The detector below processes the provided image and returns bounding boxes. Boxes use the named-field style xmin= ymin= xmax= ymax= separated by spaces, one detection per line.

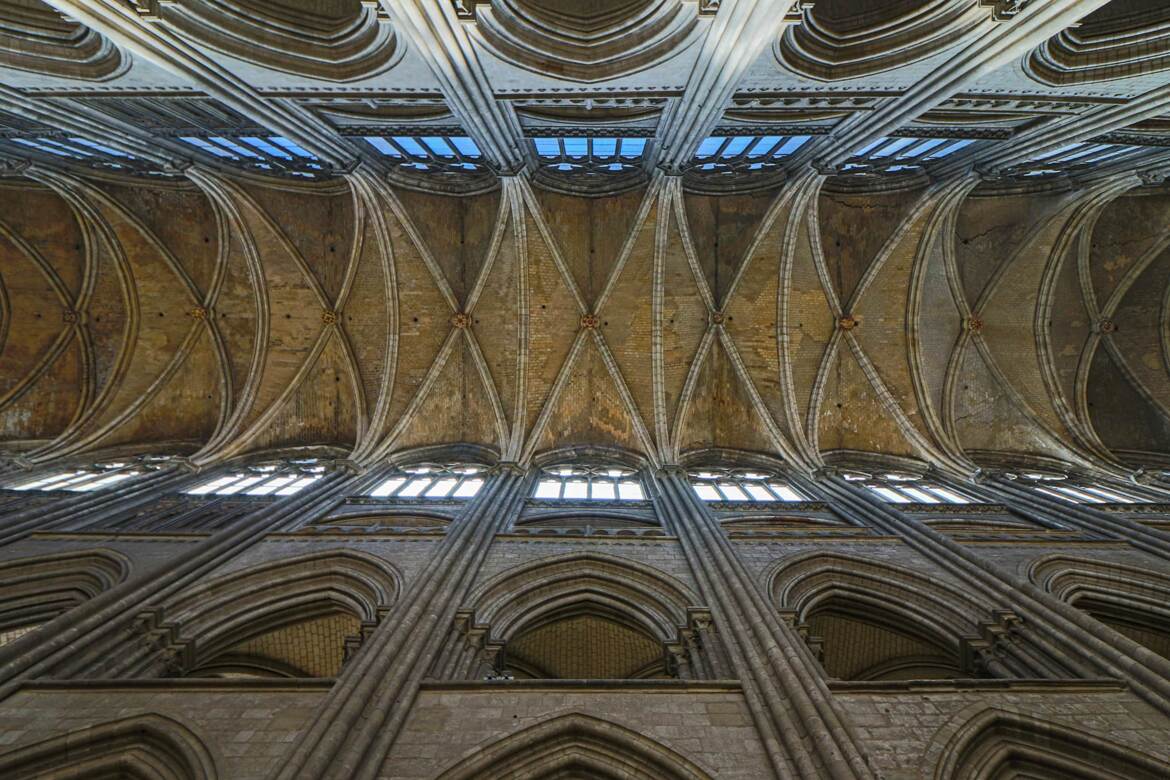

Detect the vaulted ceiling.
xmin=0 ymin=0 xmax=1168 ymax=475
xmin=1 ymin=167 xmax=1167 ymax=474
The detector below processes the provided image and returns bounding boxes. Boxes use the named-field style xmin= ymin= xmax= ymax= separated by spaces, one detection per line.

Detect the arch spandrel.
xmin=927 ymin=706 xmax=1170 ymax=780
xmin=0 ymin=713 xmax=218 ymax=780
xmin=153 ymin=548 xmax=400 ymax=678
xmin=433 ymin=712 xmax=714 ymax=780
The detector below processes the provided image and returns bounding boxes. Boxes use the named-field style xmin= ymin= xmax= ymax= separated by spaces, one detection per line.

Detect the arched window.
xmin=689 ymin=467 xmax=804 ymax=503
xmin=368 ymin=463 xmax=487 ymax=499
xmin=842 ymin=470 xmax=971 ymax=504
xmin=8 ymin=457 xmax=170 ymax=493
xmin=1011 ymin=471 xmax=1140 ymax=504
xmin=532 ymin=465 xmax=645 ymax=501
xmin=184 ymin=458 xmax=324 ymax=496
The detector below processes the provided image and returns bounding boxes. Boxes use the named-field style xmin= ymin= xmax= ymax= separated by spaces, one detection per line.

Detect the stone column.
xmin=797 ymin=472 xmax=1170 ymax=716
xmin=650 ymin=468 xmax=874 ymax=780
xmin=0 ymin=462 xmax=387 ymax=694
xmin=269 ymin=465 xmax=529 ymax=780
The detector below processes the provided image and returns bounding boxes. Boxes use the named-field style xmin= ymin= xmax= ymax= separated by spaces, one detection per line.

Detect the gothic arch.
xmin=0 ymin=713 xmax=217 ymax=779
xmin=1031 ymin=555 xmax=1170 ymax=661
xmin=471 ymin=0 xmax=701 ymax=83
xmin=435 ymin=712 xmax=712 ymax=780
xmin=0 ymin=549 xmax=129 ymax=649
xmin=0 ymin=2 xmax=126 ymax=81
xmin=459 ymin=553 xmax=704 ymax=679
xmin=207 ymin=445 xmax=351 ymax=471
xmin=777 ymin=0 xmax=987 ymax=82
xmin=386 ymin=442 xmax=501 ymax=469
xmin=469 ymin=552 xmax=697 ymax=640
xmin=768 ymin=552 xmax=986 ymax=680
xmin=158 ymin=0 xmax=401 ymax=82
xmin=1026 ymin=0 xmax=1170 ymax=86
xmin=160 ymin=549 xmax=401 ymax=678
xmin=678 ymin=448 xmax=796 ymax=471
xmin=515 ymin=512 xmax=661 ymax=530
xmin=532 ymin=444 xmax=651 ymax=471
xmin=927 ymin=706 xmax=1170 ymax=779
xmin=313 ymin=511 xmax=453 ymax=529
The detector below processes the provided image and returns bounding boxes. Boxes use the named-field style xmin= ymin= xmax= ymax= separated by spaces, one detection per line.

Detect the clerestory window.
xmin=689 ymin=467 xmax=805 ymax=503
xmin=368 ymin=463 xmax=486 ymax=500
xmin=532 ymin=465 xmax=645 ymax=501
xmin=842 ymin=470 xmax=972 ymax=504
xmin=688 ymin=134 xmax=811 ymax=177
xmin=841 ymin=136 xmax=976 ymax=175
xmin=1013 ymin=471 xmax=1140 ymax=504
xmin=9 ymin=461 xmax=148 ymax=493
xmin=185 ymin=459 xmax=324 ymax=497
xmin=532 ymin=136 xmax=647 ymax=174
xmin=363 ymin=135 xmax=484 ymax=172
xmin=178 ymin=135 xmax=325 ymax=178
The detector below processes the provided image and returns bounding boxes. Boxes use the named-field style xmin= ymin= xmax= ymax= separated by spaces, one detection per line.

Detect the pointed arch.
xmin=0 ymin=713 xmax=217 ymax=779
xmin=767 ymin=551 xmax=989 ymax=680
xmin=928 ymin=706 xmax=1170 ymax=779
xmin=0 ymin=549 xmax=129 ymax=649
xmin=468 ymin=552 xmax=698 ymax=642
xmin=435 ymin=712 xmax=713 ymax=780
xmin=461 ymin=553 xmax=704 ymax=680
xmin=769 ymin=551 xmax=986 ymax=640
xmin=1031 ymin=555 xmax=1170 ymax=661
xmin=161 ymin=549 xmax=401 ymax=678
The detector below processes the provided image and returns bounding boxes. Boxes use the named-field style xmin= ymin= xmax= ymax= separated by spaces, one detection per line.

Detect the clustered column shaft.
xmin=0 ymin=464 xmax=200 ymax=547
xmin=0 ymin=463 xmax=391 ymax=696
xmin=984 ymin=476 xmax=1170 ymax=562
xmin=270 ymin=465 xmax=529 ymax=780
xmin=652 ymin=468 xmax=874 ymax=780
xmin=799 ymin=474 xmax=1170 ymax=716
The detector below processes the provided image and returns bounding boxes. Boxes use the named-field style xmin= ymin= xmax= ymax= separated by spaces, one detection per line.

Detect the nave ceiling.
xmin=1 ymin=169 xmax=1167 ymax=475
xmin=0 ymin=0 xmax=1167 ymax=475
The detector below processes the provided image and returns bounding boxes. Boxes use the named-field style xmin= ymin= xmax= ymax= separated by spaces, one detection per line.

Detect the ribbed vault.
xmin=0 ymin=169 xmax=1168 ymax=472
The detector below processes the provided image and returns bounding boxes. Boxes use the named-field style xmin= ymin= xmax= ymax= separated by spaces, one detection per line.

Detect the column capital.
xmin=655 ymin=464 xmax=689 ymax=480
xmin=330 ymin=459 xmax=365 ymax=476
xmin=491 ymin=461 xmax=527 ymax=478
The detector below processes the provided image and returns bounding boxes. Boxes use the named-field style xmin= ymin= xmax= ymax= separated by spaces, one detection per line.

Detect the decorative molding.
xmin=778 ymin=0 xmax=989 ymax=82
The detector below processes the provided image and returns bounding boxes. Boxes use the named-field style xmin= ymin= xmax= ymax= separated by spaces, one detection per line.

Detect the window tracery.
xmin=0 ymin=135 xmax=162 ymax=177
xmin=184 ymin=459 xmax=325 ymax=497
xmin=178 ymin=134 xmax=327 ymax=178
xmin=1011 ymin=141 xmax=1149 ymax=178
xmin=1010 ymin=471 xmax=1141 ymax=504
xmin=529 ymin=135 xmax=650 ymax=193
xmin=8 ymin=458 xmax=169 ymax=493
xmin=368 ymin=463 xmax=487 ymax=500
xmin=532 ymin=465 xmax=646 ymax=502
xmin=683 ymin=134 xmax=811 ymax=187
xmin=840 ymin=135 xmax=976 ymax=174
xmin=363 ymin=134 xmax=485 ymax=173
xmin=532 ymin=136 xmax=647 ymax=173
xmin=842 ymin=470 xmax=972 ymax=504
xmin=689 ymin=468 xmax=805 ymax=503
